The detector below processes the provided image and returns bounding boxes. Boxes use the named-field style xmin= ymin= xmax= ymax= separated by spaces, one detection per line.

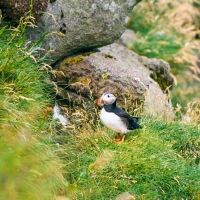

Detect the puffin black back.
xmin=129 ymin=116 xmax=142 ymax=130
xmin=104 ymin=102 xmax=142 ymax=130
xmin=103 ymin=101 xmax=117 ymax=112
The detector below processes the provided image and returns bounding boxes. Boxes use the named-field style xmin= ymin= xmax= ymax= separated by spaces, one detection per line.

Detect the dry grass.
xmin=129 ymin=0 xmax=200 ymax=109
xmin=130 ymin=0 xmax=200 ymax=77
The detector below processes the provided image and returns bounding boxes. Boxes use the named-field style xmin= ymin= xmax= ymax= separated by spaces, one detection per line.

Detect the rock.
xmin=118 ymin=30 xmax=173 ymax=91
xmin=118 ymin=28 xmax=136 ymax=49
xmin=0 ymin=0 xmax=48 ymax=20
xmin=25 ymin=0 xmax=141 ymax=64
xmin=115 ymin=192 xmax=135 ymax=200
xmin=52 ymin=43 xmax=174 ymax=117
xmin=53 ymin=104 xmax=68 ymax=127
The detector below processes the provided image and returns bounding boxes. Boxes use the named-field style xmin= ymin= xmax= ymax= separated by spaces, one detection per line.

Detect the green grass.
xmin=128 ymin=0 xmax=200 ymax=74
xmin=0 ymin=12 xmax=200 ymax=200
xmin=128 ymin=0 xmax=200 ymax=107
xmin=0 ymin=25 xmax=67 ymax=199
xmin=171 ymin=79 xmax=200 ymax=110
xmin=50 ymin=117 xmax=200 ymax=200
xmin=128 ymin=1 xmax=188 ymax=75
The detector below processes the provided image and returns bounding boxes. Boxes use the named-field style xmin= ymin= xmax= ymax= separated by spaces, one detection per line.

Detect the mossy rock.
xmin=150 ymin=74 xmax=169 ymax=91
xmin=61 ymin=55 xmax=85 ymax=67
xmin=52 ymin=43 xmax=174 ymax=118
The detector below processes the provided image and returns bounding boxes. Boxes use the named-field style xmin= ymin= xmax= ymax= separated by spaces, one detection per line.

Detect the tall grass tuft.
xmin=0 ymin=18 xmax=67 ymax=199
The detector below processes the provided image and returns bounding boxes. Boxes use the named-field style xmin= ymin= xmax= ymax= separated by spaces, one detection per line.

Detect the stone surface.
xmin=115 ymin=192 xmax=135 ymax=200
xmin=118 ymin=28 xmax=136 ymax=49
xmin=53 ymin=43 xmax=174 ymax=116
xmin=0 ymin=0 xmax=48 ymax=20
xmin=26 ymin=0 xmax=141 ymax=64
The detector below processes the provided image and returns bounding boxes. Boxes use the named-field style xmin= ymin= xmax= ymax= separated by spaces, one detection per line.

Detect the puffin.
xmin=97 ymin=92 xmax=142 ymax=142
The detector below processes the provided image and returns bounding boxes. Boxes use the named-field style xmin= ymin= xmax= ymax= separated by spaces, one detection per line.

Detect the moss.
xmin=101 ymin=73 xmax=110 ymax=79
xmin=61 ymin=52 xmax=96 ymax=66
xmin=150 ymin=74 xmax=155 ymax=79
xmin=159 ymin=67 xmax=165 ymax=75
xmin=156 ymin=77 xmax=168 ymax=91
xmin=83 ymin=52 xmax=95 ymax=56
xmin=150 ymin=73 xmax=168 ymax=91
xmin=70 ymin=76 xmax=91 ymax=86
xmin=105 ymin=54 xmax=114 ymax=59
xmin=62 ymin=55 xmax=84 ymax=66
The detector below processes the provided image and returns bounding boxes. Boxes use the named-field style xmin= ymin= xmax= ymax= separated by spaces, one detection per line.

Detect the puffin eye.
xmin=107 ymin=95 xmax=110 ymax=98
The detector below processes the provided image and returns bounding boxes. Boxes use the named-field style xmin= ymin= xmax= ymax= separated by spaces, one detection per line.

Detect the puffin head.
xmin=97 ymin=92 xmax=116 ymax=106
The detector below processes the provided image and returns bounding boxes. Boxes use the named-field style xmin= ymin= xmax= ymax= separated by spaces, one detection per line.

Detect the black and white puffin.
xmin=97 ymin=92 xmax=142 ymax=142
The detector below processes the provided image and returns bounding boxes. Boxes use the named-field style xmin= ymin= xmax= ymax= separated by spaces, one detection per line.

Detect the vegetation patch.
xmin=150 ymin=73 xmax=168 ymax=91
xmin=51 ymin=116 xmax=200 ymax=200
xmin=0 ymin=3 xmax=200 ymax=200
xmin=105 ymin=54 xmax=115 ymax=59
xmin=0 ymin=25 xmax=66 ymax=199
xmin=128 ymin=0 xmax=200 ymax=107
xmin=61 ymin=55 xmax=85 ymax=67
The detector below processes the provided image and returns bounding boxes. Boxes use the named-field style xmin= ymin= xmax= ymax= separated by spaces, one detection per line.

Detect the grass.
xmin=128 ymin=0 xmax=200 ymax=108
xmin=0 ymin=8 xmax=200 ymax=200
xmin=0 ymin=22 xmax=67 ymax=199
xmin=128 ymin=0 xmax=200 ymax=76
xmin=171 ymin=79 xmax=200 ymax=109
xmin=50 ymin=115 xmax=200 ymax=200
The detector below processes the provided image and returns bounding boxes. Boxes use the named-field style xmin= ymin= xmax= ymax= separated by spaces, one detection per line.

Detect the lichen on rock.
xmin=54 ymin=53 xmax=133 ymax=106
xmin=53 ymin=43 xmax=174 ymax=117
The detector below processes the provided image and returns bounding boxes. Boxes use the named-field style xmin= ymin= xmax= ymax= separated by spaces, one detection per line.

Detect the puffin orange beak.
xmin=97 ymin=97 xmax=104 ymax=106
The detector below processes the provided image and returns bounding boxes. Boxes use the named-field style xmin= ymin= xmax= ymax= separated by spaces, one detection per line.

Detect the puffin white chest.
xmin=100 ymin=108 xmax=128 ymax=134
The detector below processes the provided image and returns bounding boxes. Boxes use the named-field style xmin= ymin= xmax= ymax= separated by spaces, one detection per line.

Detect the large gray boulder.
xmin=26 ymin=0 xmax=141 ymax=64
xmin=53 ymin=43 xmax=174 ymax=117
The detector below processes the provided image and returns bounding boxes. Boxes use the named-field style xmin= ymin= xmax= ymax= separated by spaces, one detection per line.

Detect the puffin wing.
xmin=114 ymin=107 xmax=141 ymax=130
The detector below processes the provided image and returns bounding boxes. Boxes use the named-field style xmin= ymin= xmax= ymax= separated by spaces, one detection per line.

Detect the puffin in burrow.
xmin=97 ymin=92 xmax=142 ymax=142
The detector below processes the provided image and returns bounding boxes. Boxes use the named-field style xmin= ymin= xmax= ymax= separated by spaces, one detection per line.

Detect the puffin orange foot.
xmin=114 ymin=138 xmax=121 ymax=143
xmin=114 ymin=133 xmax=121 ymax=143
xmin=121 ymin=135 xmax=125 ymax=143
xmin=114 ymin=135 xmax=126 ymax=143
xmin=114 ymin=133 xmax=126 ymax=143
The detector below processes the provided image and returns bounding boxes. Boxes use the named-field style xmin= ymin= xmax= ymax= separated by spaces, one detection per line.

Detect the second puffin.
xmin=97 ymin=92 xmax=142 ymax=143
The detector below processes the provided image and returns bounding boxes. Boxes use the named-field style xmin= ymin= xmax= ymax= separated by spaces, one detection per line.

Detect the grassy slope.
xmin=0 ymin=26 xmax=66 ymax=199
xmin=52 ymin=116 xmax=200 ymax=200
xmin=0 ymin=15 xmax=200 ymax=200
